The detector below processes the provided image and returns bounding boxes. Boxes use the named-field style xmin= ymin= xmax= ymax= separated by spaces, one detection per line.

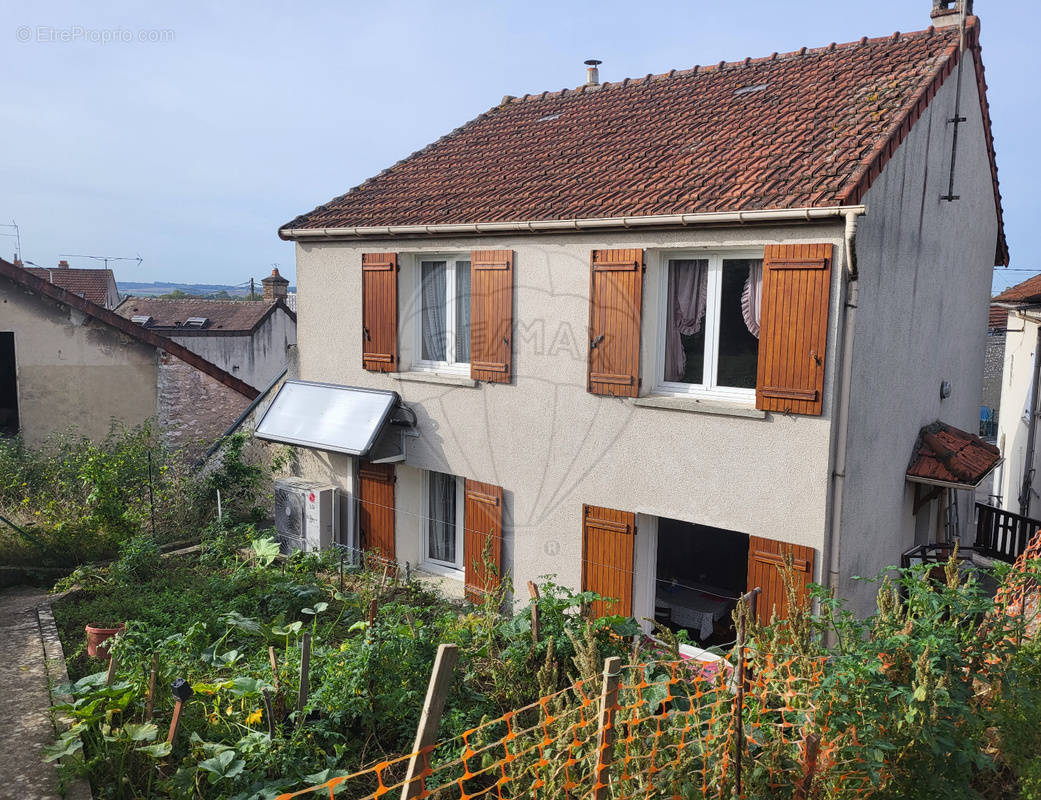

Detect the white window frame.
xmin=413 ymin=254 xmax=471 ymax=375
xmin=654 ymin=249 xmax=763 ymax=402
xmin=421 ymin=470 xmax=465 ymax=575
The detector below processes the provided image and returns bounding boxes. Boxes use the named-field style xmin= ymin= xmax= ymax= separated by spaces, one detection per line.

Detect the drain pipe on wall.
xmin=825 ymin=208 xmax=866 ymax=601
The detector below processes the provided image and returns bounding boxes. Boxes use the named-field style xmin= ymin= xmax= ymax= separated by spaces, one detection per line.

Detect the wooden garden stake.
xmin=144 ymin=654 xmax=159 ymax=721
xmin=794 ymin=734 xmax=821 ymax=800
xmin=167 ymin=679 xmax=193 ymax=745
xmin=593 ymin=656 xmax=622 ymax=800
xmin=527 ymin=581 xmax=540 ymax=647
xmin=105 ymin=656 xmax=119 ymax=686
xmin=401 ymin=644 xmax=459 ymax=800
xmin=261 ymin=689 xmax=275 ymax=737
xmin=296 ymin=632 xmax=312 ymax=716
xmin=367 ymin=598 xmax=378 ymax=626
xmin=268 ymin=646 xmax=280 ymax=691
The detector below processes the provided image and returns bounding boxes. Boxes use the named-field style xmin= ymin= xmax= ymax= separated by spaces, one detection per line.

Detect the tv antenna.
xmin=0 ymin=221 xmax=21 ymax=261
xmin=58 ymin=253 xmax=143 ymax=269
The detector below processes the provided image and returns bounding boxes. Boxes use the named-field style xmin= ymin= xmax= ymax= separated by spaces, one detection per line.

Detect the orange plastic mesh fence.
xmin=272 ymin=650 xmax=887 ymax=800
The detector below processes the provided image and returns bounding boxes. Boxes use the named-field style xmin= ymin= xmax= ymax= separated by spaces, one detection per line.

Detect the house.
xmin=0 ymin=257 xmax=258 ymax=455
xmin=115 ymin=269 xmax=297 ymax=391
xmin=992 ymin=274 xmax=1041 ymax=519
xmin=262 ymin=0 xmax=1005 ymax=626
xmin=23 ymin=259 xmax=121 ymax=309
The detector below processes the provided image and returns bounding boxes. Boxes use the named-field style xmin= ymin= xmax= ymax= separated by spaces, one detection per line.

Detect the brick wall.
xmin=156 ymin=351 xmax=252 ymax=459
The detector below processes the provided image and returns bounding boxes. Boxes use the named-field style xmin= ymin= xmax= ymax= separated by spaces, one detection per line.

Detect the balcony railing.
xmin=974 ymin=502 xmax=1041 ymax=563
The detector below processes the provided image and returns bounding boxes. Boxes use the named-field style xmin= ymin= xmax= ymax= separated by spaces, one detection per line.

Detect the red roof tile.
xmin=24 ymin=267 xmax=117 ymax=308
xmin=114 ymin=297 xmax=294 ymax=332
xmin=281 ymin=18 xmax=1005 ymax=264
xmin=989 ymin=305 xmax=1008 ymax=330
xmin=907 ymin=421 xmax=1000 ymax=487
xmin=994 ymin=274 xmax=1041 ymax=305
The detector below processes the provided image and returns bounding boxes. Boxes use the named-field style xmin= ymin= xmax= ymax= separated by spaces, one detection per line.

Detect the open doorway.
xmin=650 ymin=517 xmax=749 ymax=647
xmin=0 ymin=333 xmax=18 ymax=436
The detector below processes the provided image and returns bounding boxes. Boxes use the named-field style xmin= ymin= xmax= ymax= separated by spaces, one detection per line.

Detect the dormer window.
xmin=183 ymin=316 xmax=209 ymax=328
xmin=130 ymin=315 xmax=153 ymax=327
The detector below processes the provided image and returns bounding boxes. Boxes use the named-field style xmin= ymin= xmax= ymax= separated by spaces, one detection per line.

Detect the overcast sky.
xmin=1 ymin=1 xmax=1034 ymax=293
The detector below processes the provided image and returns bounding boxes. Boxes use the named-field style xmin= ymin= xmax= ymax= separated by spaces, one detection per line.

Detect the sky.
xmin=0 ymin=1 xmax=1036 ymax=293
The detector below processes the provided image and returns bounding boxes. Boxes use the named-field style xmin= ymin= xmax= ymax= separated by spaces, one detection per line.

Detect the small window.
xmin=658 ymin=253 xmax=762 ymax=400
xmin=183 ymin=316 xmax=209 ymax=328
xmin=417 ymin=257 xmax=471 ymax=371
xmin=424 ymin=471 xmax=464 ymax=571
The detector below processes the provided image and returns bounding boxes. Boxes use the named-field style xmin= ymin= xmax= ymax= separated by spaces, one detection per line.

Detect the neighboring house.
xmin=23 ymin=259 xmax=121 ymax=309
xmin=992 ymin=274 xmax=1041 ymax=518
xmin=115 ymin=269 xmax=297 ymax=391
xmin=0 ymin=258 xmax=258 ymax=455
xmin=263 ymin=1 xmax=1005 ymax=626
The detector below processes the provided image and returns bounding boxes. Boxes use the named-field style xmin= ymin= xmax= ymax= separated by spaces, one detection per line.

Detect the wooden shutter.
xmin=581 ymin=504 xmax=636 ymax=617
xmin=362 ymin=253 xmax=398 ymax=372
xmin=470 ymin=250 xmax=513 ymax=383
xmin=463 ymin=479 xmax=503 ymax=600
xmin=746 ymin=535 xmax=815 ymax=625
xmin=358 ymin=462 xmax=395 ymax=562
xmin=755 ymin=244 xmax=833 ymax=415
xmin=587 ymin=249 xmax=643 ymax=397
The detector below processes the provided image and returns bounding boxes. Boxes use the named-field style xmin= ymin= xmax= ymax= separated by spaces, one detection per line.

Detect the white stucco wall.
xmin=996 ymin=311 xmax=1040 ymax=516
xmin=0 ymin=277 xmax=158 ymax=445
xmin=292 ymin=222 xmax=849 ymax=605
xmin=838 ymin=49 xmax=1001 ymax=615
xmin=167 ymin=307 xmax=296 ymax=391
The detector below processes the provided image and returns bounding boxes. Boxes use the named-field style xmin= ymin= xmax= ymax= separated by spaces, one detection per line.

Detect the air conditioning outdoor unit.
xmin=274 ymin=478 xmax=339 ymax=554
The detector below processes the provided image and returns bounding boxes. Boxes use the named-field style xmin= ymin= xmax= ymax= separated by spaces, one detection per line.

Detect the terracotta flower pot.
xmin=85 ymin=623 xmax=125 ymax=660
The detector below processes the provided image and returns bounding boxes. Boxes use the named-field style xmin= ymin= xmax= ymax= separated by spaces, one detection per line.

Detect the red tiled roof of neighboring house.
xmin=281 ymin=17 xmax=1007 ymax=265
xmin=24 ymin=266 xmax=117 ymax=307
xmin=0 ymin=258 xmax=258 ymax=400
xmin=989 ymin=305 xmax=1008 ymax=330
xmin=906 ymin=421 xmax=1001 ymax=487
xmin=114 ymin=297 xmax=295 ymax=332
xmin=994 ymin=274 xmax=1041 ymax=305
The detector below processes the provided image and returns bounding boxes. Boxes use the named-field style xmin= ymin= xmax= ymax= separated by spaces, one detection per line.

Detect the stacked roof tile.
xmin=114 ymin=298 xmax=292 ymax=332
xmin=282 ymin=17 xmax=1003 ymax=265
xmin=906 ymin=421 xmax=1001 ymax=487
xmin=25 ymin=267 xmax=117 ymax=308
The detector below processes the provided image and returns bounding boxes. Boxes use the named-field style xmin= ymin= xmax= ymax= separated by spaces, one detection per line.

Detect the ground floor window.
xmin=425 ymin=471 xmax=463 ymax=571
xmin=653 ymin=518 xmax=748 ymax=647
xmin=0 ymin=332 xmax=18 ymax=435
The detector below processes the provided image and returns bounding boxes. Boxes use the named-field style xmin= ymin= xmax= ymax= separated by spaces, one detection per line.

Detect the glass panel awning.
xmin=255 ymin=381 xmax=413 ymax=459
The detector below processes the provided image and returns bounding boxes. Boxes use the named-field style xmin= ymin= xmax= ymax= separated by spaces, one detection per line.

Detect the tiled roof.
xmin=24 ymin=267 xmax=117 ymax=308
xmin=989 ymin=305 xmax=1008 ymax=330
xmin=0 ymin=258 xmax=257 ymax=400
xmin=114 ymin=297 xmax=294 ymax=332
xmin=906 ymin=421 xmax=1001 ymax=487
xmin=994 ymin=274 xmax=1041 ymax=305
xmin=282 ymin=17 xmax=1006 ymax=264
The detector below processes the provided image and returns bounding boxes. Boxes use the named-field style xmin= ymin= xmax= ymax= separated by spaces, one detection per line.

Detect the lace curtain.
xmin=421 ymin=261 xmax=447 ymax=361
xmin=427 ymin=472 xmax=456 ymax=563
xmin=665 ymin=259 xmax=708 ymax=382
xmin=741 ymin=259 xmax=764 ymax=339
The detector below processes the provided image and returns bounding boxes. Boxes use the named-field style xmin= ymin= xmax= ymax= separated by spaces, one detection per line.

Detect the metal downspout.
xmin=826 ymin=209 xmax=864 ymax=598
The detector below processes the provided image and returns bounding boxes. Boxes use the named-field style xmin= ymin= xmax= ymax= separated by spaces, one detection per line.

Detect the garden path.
xmin=0 ymin=587 xmax=75 ymax=799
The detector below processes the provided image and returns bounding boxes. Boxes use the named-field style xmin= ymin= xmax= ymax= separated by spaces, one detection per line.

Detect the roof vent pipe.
xmin=584 ymin=59 xmax=601 ymax=86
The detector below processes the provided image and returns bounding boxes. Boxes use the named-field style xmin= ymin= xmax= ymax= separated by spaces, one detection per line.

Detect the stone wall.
xmin=982 ymin=331 xmax=1005 ymax=416
xmin=156 ymin=351 xmax=252 ymax=459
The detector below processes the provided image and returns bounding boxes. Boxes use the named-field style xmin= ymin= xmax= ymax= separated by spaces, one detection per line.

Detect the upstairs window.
xmin=418 ymin=257 xmax=471 ymax=370
xmin=658 ymin=253 xmax=762 ymax=400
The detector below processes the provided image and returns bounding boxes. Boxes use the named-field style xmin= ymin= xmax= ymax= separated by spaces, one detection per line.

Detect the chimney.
xmin=57 ymin=259 xmax=70 ymax=269
xmin=584 ymin=59 xmax=601 ymax=87
xmin=931 ymin=0 xmax=973 ymax=27
xmin=261 ymin=267 xmax=289 ymax=301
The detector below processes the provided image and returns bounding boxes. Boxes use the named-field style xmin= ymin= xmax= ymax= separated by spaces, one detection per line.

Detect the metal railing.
xmin=974 ymin=502 xmax=1041 ymax=563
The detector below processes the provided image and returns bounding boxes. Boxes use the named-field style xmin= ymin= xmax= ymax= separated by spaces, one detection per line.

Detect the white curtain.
xmin=741 ymin=259 xmax=764 ymax=339
xmin=665 ymin=259 xmax=708 ymax=382
xmin=421 ymin=261 xmax=447 ymax=361
xmin=427 ymin=472 xmax=456 ymax=563
xmin=455 ymin=261 xmax=471 ymax=363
